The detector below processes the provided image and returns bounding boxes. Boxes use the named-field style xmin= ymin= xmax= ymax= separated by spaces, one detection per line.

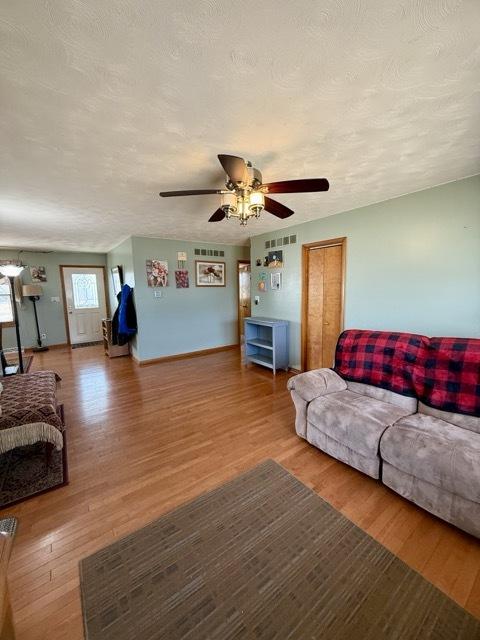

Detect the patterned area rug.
xmin=80 ymin=460 xmax=480 ymax=640
xmin=0 ymin=441 xmax=68 ymax=508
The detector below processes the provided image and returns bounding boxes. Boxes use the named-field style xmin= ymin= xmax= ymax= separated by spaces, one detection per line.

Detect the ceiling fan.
xmin=159 ymin=154 xmax=329 ymax=226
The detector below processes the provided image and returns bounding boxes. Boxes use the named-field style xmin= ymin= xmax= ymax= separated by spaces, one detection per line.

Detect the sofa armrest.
xmin=287 ymin=368 xmax=347 ymax=402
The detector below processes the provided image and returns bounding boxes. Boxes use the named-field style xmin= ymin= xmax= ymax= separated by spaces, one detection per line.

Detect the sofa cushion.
xmin=419 ymin=402 xmax=480 ymax=435
xmin=307 ymin=390 xmax=413 ymax=459
xmin=346 ymin=381 xmax=417 ymax=412
xmin=380 ymin=413 xmax=480 ymax=503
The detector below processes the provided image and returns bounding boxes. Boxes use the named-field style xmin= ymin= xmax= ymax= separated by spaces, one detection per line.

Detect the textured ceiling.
xmin=1 ymin=1 xmax=479 ymax=252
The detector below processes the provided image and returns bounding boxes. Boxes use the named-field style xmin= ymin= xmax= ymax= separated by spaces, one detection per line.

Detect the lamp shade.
xmin=0 ymin=264 xmax=24 ymax=278
xmin=22 ymin=284 xmax=43 ymax=297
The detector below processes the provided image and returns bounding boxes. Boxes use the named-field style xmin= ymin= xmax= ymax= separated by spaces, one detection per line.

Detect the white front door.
xmin=62 ymin=266 xmax=107 ymax=345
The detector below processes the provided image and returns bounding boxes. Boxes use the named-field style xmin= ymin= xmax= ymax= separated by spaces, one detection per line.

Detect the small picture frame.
xmin=270 ymin=272 xmax=282 ymax=291
xmin=30 ymin=266 xmax=47 ymax=283
xmin=195 ymin=260 xmax=226 ymax=287
xmin=111 ymin=265 xmax=123 ymax=295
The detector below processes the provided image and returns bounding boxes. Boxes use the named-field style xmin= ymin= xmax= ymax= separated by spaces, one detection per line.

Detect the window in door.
xmin=0 ymin=278 xmax=14 ymax=323
xmin=72 ymin=273 xmax=99 ymax=309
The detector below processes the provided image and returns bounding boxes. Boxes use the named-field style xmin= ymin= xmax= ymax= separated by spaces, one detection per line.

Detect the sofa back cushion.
xmin=419 ymin=402 xmax=480 ymax=435
xmin=346 ymin=381 xmax=417 ymax=412
xmin=414 ymin=337 xmax=480 ymax=417
xmin=334 ymin=330 xmax=428 ymax=398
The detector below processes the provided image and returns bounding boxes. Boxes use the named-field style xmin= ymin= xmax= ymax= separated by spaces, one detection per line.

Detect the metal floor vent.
xmin=194 ymin=249 xmax=225 ymax=257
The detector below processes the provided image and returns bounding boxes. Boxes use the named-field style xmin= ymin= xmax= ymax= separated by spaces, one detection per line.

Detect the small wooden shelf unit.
xmin=244 ymin=317 xmax=289 ymax=374
xmin=102 ymin=318 xmax=129 ymax=358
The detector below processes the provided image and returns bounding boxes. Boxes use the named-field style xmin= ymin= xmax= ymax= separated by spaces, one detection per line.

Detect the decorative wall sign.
xmin=146 ymin=259 xmax=168 ymax=287
xmin=30 ymin=266 xmax=47 ymax=282
xmin=270 ymin=272 xmax=282 ymax=291
xmin=175 ymin=269 xmax=189 ymax=288
xmin=195 ymin=261 xmax=225 ymax=287
xmin=177 ymin=251 xmax=187 ymax=262
xmin=258 ymin=272 xmax=267 ymax=292
xmin=267 ymin=251 xmax=283 ymax=268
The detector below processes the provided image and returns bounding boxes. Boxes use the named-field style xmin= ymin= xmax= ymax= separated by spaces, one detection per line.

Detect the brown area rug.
xmin=0 ymin=440 xmax=68 ymax=508
xmin=80 ymin=460 xmax=480 ymax=640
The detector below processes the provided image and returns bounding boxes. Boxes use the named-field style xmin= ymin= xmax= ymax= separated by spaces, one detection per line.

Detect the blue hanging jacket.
xmin=112 ymin=284 xmax=137 ymax=345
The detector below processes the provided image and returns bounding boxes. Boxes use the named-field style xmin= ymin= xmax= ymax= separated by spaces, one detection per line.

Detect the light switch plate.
xmin=154 ymin=290 xmax=163 ymax=298
xmin=254 ymin=296 xmax=260 ymax=305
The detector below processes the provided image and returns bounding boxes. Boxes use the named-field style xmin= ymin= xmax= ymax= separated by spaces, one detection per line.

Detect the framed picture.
xmin=267 ymin=250 xmax=283 ymax=268
xmin=30 ymin=266 xmax=47 ymax=282
xmin=270 ymin=272 xmax=282 ymax=291
xmin=111 ymin=265 xmax=123 ymax=295
xmin=146 ymin=259 xmax=168 ymax=287
xmin=258 ymin=272 xmax=268 ymax=292
xmin=175 ymin=269 xmax=189 ymax=288
xmin=195 ymin=260 xmax=226 ymax=287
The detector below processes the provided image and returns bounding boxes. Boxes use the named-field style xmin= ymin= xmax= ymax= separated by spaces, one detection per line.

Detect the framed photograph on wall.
xmin=195 ymin=261 xmax=226 ymax=287
xmin=111 ymin=265 xmax=123 ymax=295
xmin=146 ymin=259 xmax=168 ymax=287
xmin=270 ymin=272 xmax=282 ymax=291
xmin=30 ymin=266 xmax=47 ymax=282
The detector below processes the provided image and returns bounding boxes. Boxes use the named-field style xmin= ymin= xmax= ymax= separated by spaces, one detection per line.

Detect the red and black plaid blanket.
xmin=334 ymin=330 xmax=480 ymax=416
xmin=416 ymin=337 xmax=480 ymax=416
xmin=334 ymin=330 xmax=428 ymax=398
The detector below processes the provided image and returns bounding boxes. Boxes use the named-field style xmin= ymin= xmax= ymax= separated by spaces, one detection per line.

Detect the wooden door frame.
xmin=301 ymin=237 xmax=346 ymax=372
xmin=237 ymin=259 xmax=251 ymax=343
xmin=59 ymin=265 xmax=108 ymax=346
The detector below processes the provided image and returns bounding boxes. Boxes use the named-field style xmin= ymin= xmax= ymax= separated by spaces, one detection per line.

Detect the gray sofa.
xmin=288 ymin=369 xmax=480 ymax=538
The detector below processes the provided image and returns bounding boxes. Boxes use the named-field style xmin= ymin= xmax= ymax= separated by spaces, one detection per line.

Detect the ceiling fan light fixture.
xmin=221 ymin=192 xmax=237 ymax=216
xmin=248 ymin=191 xmax=265 ymax=218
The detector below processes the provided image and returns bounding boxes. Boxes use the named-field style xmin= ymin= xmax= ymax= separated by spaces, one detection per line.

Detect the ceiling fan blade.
xmin=264 ymin=196 xmax=294 ymax=219
xmin=261 ymin=178 xmax=329 ymax=194
xmin=159 ymin=189 xmax=228 ymax=197
xmin=208 ymin=208 xmax=226 ymax=222
xmin=217 ymin=154 xmax=249 ymax=185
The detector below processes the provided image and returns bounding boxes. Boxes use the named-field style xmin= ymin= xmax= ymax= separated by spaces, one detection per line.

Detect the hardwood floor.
xmin=2 ymin=345 xmax=480 ymax=638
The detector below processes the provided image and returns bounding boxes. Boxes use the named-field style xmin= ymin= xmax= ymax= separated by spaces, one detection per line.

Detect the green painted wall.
xmin=129 ymin=236 xmax=249 ymax=362
xmin=0 ymin=249 xmax=107 ymax=350
xmin=250 ymin=176 xmax=480 ymax=370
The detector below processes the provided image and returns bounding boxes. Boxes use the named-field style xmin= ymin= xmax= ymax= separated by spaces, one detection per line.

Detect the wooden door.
xmin=302 ymin=238 xmax=345 ymax=371
xmin=61 ymin=266 xmax=107 ymax=345
xmin=238 ymin=261 xmax=251 ymax=341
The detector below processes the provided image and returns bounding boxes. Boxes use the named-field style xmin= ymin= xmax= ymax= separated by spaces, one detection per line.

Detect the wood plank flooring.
xmin=2 ymin=345 xmax=479 ymax=638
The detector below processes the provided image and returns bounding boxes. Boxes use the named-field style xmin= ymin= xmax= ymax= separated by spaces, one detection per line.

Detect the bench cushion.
xmin=0 ymin=371 xmax=63 ymax=433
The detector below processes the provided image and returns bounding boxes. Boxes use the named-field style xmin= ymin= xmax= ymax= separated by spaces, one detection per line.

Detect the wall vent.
xmin=264 ymin=234 xmax=296 ymax=250
xmin=194 ymin=248 xmax=224 ymax=257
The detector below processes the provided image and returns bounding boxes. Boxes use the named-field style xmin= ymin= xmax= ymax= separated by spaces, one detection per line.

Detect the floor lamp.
xmin=22 ymin=284 xmax=48 ymax=352
xmin=0 ymin=264 xmax=25 ymax=374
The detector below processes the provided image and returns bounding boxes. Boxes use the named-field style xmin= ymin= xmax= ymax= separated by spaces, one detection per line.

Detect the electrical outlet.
xmin=254 ymin=296 xmax=260 ymax=305
xmin=41 ymin=333 xmax=47 ymax=340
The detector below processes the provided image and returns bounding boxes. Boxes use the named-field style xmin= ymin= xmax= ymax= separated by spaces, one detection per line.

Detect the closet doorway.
xmin=301 ymin=238 xmax=346 ymax=371
xmin=237 ymin=261 xmax=251 ymax=342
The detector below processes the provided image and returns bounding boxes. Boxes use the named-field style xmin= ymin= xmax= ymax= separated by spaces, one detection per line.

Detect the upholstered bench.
xmin=0 ymin=371 xmax=64 ymax=455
